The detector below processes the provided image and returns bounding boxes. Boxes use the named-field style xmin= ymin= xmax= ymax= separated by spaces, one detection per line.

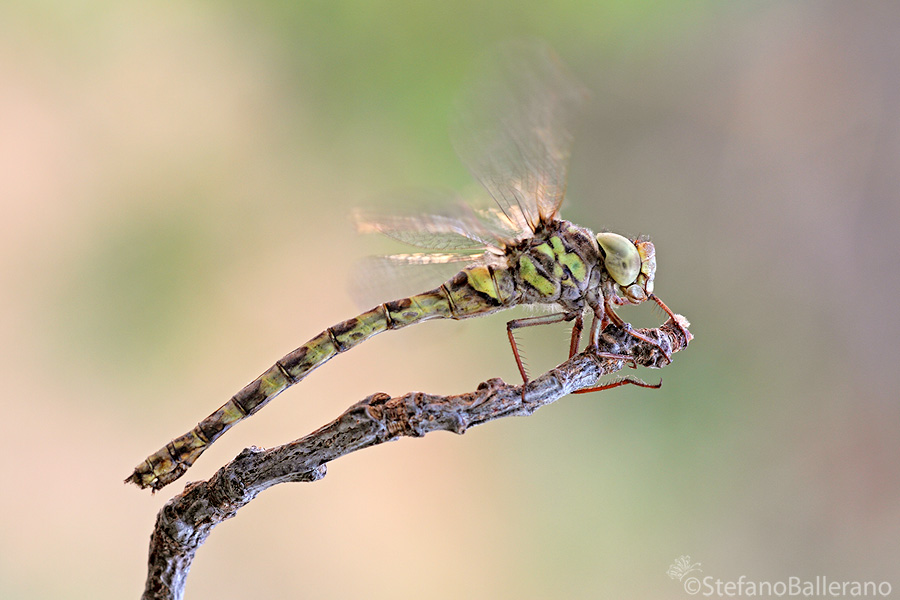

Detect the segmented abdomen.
xmin=126 ymin=264 xmax=515 ymax=490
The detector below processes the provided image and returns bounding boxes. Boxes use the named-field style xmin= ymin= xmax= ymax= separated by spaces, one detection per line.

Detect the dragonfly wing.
xmin=353 ymin=190 xmax=514 ymax=251
xmin=351 ymin=190 xmax=519 ymax=308
xmin=349 ymin=252 xmax=493 ymax=308
xmin=451 ymin=40 xmax=588 ymax=231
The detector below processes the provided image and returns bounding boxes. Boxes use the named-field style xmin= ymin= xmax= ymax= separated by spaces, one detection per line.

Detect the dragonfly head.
xmin=596 ymin=233 xmax=656 ymax=304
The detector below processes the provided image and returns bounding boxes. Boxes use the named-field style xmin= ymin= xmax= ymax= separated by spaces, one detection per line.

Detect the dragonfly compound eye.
xmin=596 ymin=232 xmax=641 ymax=286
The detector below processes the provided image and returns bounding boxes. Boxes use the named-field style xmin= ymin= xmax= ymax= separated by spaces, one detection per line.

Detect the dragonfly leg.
xmin=577 ymin=307 xmax=662 ymax=395
xmin=650 ymin=293 xmax=690 ymax=340
xmin=507 ymin=311 xmax=579 ymax=384
xmin=587 ymin=308 xmax=608 ymax=348
xmin=605 ymin=302 xmax=673 ymax=364
xmin=573 ymin=376 xmax=662 ymax=395
xmin=568 ymin=313 xmax=585 ymax=358
xmin=594 ymin=351 xmax=638 ymax=370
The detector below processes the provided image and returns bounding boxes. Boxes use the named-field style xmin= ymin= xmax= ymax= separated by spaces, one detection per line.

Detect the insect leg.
xmin=604 ymin=301 xmax=673 ymax=364
xmin=573 ymin=376 xmax=662 ymax=395
xmin=506 ymin=311 xmax=579 ymax=384
xmin=650 ymin=293 xmax=690 ymax=340
xmin=568 ymin=312 xmax=584 ymax=358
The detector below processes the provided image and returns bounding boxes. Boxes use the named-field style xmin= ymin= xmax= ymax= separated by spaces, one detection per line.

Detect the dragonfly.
xmin=127 ymin=42 xmax=683 ymax=491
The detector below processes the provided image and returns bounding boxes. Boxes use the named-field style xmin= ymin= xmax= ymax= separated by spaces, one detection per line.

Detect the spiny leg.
xmin=603 ymin=294 xmax=688 ymax=363
xmin=650 ymin=293 xmax=690 ymax=340
xmin=649 ymin=293 xmax=677 ymax=321
xmin=573 ymin=376 xmax=662 ymax=395
xmin=507 ymin=311 xmax=579 ymax=384
xmin=605 ymin=302 xmax=673 ymax=364
xmin=585 ymin=307 xmax=639 ymax=366
xmin=583 ymin=310 xmax=641 ymax=368
xmin=566 ymin=314 xmax=637 ymax=367
xmin=576 ymin=309 xmax=662 ymax=396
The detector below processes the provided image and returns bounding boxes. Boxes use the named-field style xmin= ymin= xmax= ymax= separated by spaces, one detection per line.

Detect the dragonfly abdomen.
xmin=127 ymin=265 xmax=514 ymax=490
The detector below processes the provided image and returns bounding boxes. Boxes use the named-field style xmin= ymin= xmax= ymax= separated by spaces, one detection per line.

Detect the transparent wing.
xmin=351 ymin=42 xmax=585 ymax=307
xmin=451 ymin=40 xmax=588 ymax=232
xmin=351 ymin=189 xmax=520 ymax=308
xmin=352 ymin=189 xmax=525 ymax=252
xmin=349 ymin=252 xmax=491 ymax=309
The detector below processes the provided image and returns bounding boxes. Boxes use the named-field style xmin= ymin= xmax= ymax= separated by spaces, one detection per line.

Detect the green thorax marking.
xmin=518 ymin=254 xmax=556 ymax=296
xmin=549 ymin=235 xmax=587 ymax=282
xmin=533 ymin=242 xmax=565 ymax=279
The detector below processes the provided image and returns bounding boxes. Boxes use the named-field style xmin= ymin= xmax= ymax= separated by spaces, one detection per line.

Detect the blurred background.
xmin=1 ymin=0 xmax=898 ymax=598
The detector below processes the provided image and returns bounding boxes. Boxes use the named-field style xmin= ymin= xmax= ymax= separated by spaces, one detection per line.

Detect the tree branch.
xmin=140 ymin=316 xmax=692 ymax=600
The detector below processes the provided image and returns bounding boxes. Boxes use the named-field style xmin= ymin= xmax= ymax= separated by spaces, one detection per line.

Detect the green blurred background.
xmin=1 ymin=0 xmax=898 ymax=598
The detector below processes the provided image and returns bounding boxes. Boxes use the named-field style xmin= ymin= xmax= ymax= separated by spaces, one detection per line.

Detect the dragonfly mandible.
xmin=127 ymin=42 xmax=682 ymax=491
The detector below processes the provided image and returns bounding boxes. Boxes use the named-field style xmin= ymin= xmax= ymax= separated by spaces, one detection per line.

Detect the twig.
xmin=139 ymin=316 xmax=692 ymax=600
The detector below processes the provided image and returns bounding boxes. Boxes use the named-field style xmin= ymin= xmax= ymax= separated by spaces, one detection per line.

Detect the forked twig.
xmin=140 ymin=316 xmax=691 ymax=600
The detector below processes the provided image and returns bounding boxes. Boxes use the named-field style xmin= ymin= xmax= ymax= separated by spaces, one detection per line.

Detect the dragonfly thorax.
xmin=506 ymin=219 xmax=605 ymax=311
xmin=506 ymin=221 xmax=657 ymax=317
